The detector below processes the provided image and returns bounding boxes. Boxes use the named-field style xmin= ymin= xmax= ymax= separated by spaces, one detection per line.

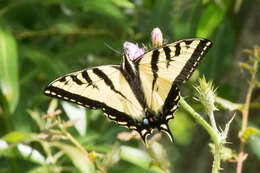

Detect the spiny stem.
xmin=180 ymin=97 xmax=223 ymax=173
xmin=212 ymin=143 xmax=222 ymax=173
xmin=208 ymin=110 xmax=218 ymax=133
xmin=180 ymin=98 xmax=218 ymax=144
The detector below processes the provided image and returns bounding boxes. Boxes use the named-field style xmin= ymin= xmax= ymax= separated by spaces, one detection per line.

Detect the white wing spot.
xmin=171 ymin=105 xmax=178 ymax=111
xmin=64 ymin=97 xmax=69 ymax=100
xmin=141 ymin=129 xmax=148 ymax=136
xmin=160 ymin=124 xmax=168 ymax=130
xmin=51 ymin=92 xmax=56 ymax=96
xmin=130 ymin=125 xmax=137 ymax=130
xmin=117 ymin=121 xmax=127 ymax=125
xmin=174 ymin=96 xmax=179 ymax=101
xmin=108 ymin=115 xmax=116 ymax=119
xmin=166 ymin=115 xmax=173 ymax=120
xmin=45 ymin=90 xmax=50 ymax=94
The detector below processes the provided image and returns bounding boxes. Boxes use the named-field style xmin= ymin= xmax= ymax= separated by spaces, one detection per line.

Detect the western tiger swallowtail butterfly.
xmin=44 ymin=38 xmax=212 ymax=144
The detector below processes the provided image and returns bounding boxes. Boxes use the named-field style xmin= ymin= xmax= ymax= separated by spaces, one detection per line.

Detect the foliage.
xmin=0 ymin=0 xmax=259 ymax=173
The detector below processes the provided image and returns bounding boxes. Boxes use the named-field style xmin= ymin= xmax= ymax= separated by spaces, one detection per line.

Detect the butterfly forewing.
xmin=44 ymin=65 xmax=144 ymax=125
xmin=136 ymin=38 xmax=212 ymax=113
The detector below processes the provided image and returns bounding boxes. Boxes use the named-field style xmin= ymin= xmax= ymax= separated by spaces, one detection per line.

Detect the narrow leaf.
xmin=249 ymin=134 xmax=260 ymax=160
xmin=53 ymin=142 xmax=96 ymax=173
xmin=2 ymin=131 xmax=28 ymax=143
xmin=0 ymin=24 xmax=19 ymax=113
xmin=111 ymin=0 xmax=134 ymax=8
xmin=242 ymin=127 xmax=260 ymax=142
xmin=120 ymin=145 xmax=152 ymax=169
xmin=196 ymin=0 xmax=232 ymax=38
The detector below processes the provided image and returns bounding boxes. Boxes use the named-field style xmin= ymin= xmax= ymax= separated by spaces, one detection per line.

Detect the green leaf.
xmin=111 ymin=0 xmax=135 ymax=8
xmin=53 ymin=142 xmax=96 ymax=173
xmin=102 ymin=142 xmax=121 ymax=170
xmin=196 ymin=0 xmax=232 ymax=38
xmin=27 ymin=166 xmax=50 ymax=173
xmin=249 ymin=134 xmax=260 ymax=160
xmin=120 ymin=146 xmax=152 ymax=170
xmin=0 ymin=23 xmax=19 ymax=114
xmin=242 ymin=127 xmax=260 ymax=142
xmin=2 ymin=131 xmax=28 ymax=143
xmin=215 ymin=96 xmax=242 ymax=112
xmin=83 ymin=0 xmax=126 ymax=22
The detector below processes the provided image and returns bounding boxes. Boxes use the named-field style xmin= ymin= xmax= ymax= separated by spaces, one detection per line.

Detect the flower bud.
xmin=151 ymin=27 xmax=163 ymax=48
xmin=194 ymin=76 xmax=217 ymax=114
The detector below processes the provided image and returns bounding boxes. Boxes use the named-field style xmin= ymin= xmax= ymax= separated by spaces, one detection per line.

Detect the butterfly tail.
xmin=159 ymin=123 xmax=174 ymax=143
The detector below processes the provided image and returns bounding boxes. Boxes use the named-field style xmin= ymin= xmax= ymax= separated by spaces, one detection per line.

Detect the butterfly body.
xmin=44 ymin=38 xmax=212 ymax=144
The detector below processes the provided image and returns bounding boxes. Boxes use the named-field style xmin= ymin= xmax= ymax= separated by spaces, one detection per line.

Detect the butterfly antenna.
xmin=104 ymin=42 xmax=121 ymax=55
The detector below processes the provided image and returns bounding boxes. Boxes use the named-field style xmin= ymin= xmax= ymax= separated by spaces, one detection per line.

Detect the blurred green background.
xmin=0 ymin=0 xmax=259 ymax=173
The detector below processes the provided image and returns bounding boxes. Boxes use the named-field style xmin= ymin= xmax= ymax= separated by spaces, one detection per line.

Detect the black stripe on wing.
xmin=174 ymin=42 xmax=181 ymax=56
xmin=44 ymin=85 xmax=137 ymax=127
xmin=151 ymin=50 xmax=159 ymax=91
xmin=121 ymin=55 xmax=147 ymax=109
xmin=163 ymin=46 xmax=171 ymax=68
xmin=82 ymin=70 xmax=98 ymax=88
xmin=174 ymin=39 xmax=212 ymax=86
xmin=162 ymin=84 xmax=180 ymax=119
xmin=70 ymin=75 xmax=84 ymax=85
xmin=92 ymin=68 xmax=127 ymax=99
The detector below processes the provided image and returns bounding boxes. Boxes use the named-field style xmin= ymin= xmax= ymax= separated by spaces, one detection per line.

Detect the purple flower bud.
xmin=123 ymin=41 xmax=145 ymax=61
xmin=151 ymin=27 xmax=163 ymax=48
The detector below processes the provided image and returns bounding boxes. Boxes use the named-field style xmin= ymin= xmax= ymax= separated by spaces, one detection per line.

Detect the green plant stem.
xmin=180 ymin=98 xmax=218 ymax=144
xmin=59 ymin=124 xmax=89 ymax=157
xmin=212 ymin=143 xmax=222 ymax=173
xmin=208 ymin=110 xmax=218 ymax=132
xmin=180 ymin=98 xmax=222 ymax=173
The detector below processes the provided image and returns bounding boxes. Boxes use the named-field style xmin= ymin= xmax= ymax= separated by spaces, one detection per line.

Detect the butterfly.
xmin=44 ymin=38 xmax=212 ymax=145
